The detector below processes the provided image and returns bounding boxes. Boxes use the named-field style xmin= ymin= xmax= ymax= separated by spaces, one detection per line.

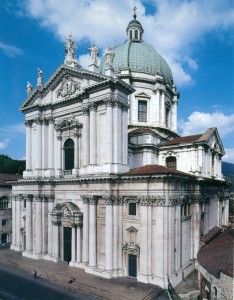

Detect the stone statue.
xmin=64 ymin=34 xmax=80 ymax=67
xmin=87 ymin=42 xmax=99 ymax=65
xmin=106 ymin=47 xmax=115 ymax=68
xmin=37 ymin=68 xmax=43 ymax=86
xmin=26 ymin=81 xmax=32 ymax=95
xmin=65 ymin=34 xmax=76 ymax=57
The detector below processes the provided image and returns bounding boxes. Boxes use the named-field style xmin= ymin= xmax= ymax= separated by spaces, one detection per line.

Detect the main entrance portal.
xmin=128 ymin=254 xmax=137 ymax=277
xmin=63 ymin=227 xmax=72 ymax=262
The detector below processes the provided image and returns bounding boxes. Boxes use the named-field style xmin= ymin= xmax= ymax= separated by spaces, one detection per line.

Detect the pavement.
xmin=0 ymin=247 xmax=169 ymax=300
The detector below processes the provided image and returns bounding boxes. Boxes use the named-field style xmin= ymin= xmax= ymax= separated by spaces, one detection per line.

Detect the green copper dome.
xmin=99 ymin=40 xmax=173 ymax=84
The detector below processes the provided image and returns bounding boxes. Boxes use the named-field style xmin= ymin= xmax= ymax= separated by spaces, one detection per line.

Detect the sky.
xmin=0 ymin=0 xmax=234 ymax=163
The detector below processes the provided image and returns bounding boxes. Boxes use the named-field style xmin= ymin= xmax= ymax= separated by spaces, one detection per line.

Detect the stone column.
xmin=47 ymin=199 xmax=54 ymax=256
xmin=35 ymin=118 xmax=42 ymax=172
xmin=71 ymin=226 xmax=76 ymax=262
xmin=52 ymin=220 xmax=61 ymax=260
xmin=122 ymin=106 xmax=128 ymax=165
xmin=73 ymin=132 xmax=80 ymax=174
xmin=82 ymin=197 xmax=89 ymax=265
xmin=161 ymin=91 xmax=165 ymax=125
xmin=56 ymin=133 xmax=62 ymax=175
xmin=35 ymin=195 xmax=42 ymax=255
xmin=25 ymin=120 xmax=33 ymax=171
xmin=48 ymin=117 xmax=55 ymax=171
xmin=76 ymin=225 xmax=81 ymax=263
xmin=139 ymin=201 xmax=148 ymax=282
xmin=25 ymin=195 xmax=33 ymax=252
xmin=171 ymin=100 xmax=178 ymax=132
xmin=42 ymin=118 xmax=48 ymax=171
xmin=118 ymin=198 xmax=123 ymax=273
xmin=89 ymin=103 xmax=97 ymax=165
xmin=155 ymin=89 xmax=160 ymax=124
xmin=11 ymin=195 xmax=16 ymax=248
xmin=89 ymin=197 xmax=97 ymax=268
xmin=192 ymin=203 xmax=200 ymax=260
xmin=105 ymin=197 xmax=113 ymax=271
xmin=82 ymin=107 xmax=90 ymax=167
xmin=15 ymin=195 xmax=21 ymax=250
xmin=105 ymin=100 xmax=113 ymax=163
xmin=113 ymin=102 xmax=122 ymax=164
xmin=113 ymin=197 xmax=119 ymax=274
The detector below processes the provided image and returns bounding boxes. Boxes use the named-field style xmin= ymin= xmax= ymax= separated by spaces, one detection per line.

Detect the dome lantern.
xmin=126 ymin=7 xmax=144 ymax=42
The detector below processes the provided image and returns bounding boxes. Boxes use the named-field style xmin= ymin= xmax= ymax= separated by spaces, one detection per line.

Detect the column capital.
xmin=24 ymin=119 xmax=33 ymax=127
xmin=82 ymin=105 xmax=89 ymax=115
xmin=33 ymin=195 xmax=44 ymax=202
xmin=81 ymin=195 xmax=90 ymax=204
xmin=89 ymin=101 xmax=97 ymax=111
xmin=48 ymin=116 xmax=55 ymax=124
xmin=52 ymin=219 xmax=61 ymax=226
xmin=89 ymin=196 xmax=98 ymax=205
xmin=34 ymin=117 xmax=43 ymax=125
xmin=23 ymin=194 xmax=33 ymax=202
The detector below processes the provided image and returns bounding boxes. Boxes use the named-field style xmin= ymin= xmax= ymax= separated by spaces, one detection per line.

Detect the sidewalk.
xmin=0 ymin=247 xmax=168 ymax=300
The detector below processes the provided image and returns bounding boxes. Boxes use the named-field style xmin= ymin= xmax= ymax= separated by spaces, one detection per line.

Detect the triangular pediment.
xmin=20 ymin=65 xmax=109 ymax=111
xmin=196 ymin=128 xmax=225 ymax=155
xmin=134 ymin=91 xmax=150 ymax=98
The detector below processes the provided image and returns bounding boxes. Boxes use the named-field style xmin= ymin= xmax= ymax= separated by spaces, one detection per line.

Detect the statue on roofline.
xmin=26 ymin=81 xmax=32 ymax=95
xmin=64 ymin=34 xmax=80 ymax=68
xmin=106 ymin=47 xmax=115 ymax=68
xmin=87 ymin=42 xmax=99 ymax=65
xmin=37 ymin=68 xmax=43 ymax=86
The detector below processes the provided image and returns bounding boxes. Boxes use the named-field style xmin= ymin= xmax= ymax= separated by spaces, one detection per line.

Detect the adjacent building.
xmin=0 ymin=173 xmax=22 ymax=245
xmin=10 ymin=13 xmax=229 ymax=289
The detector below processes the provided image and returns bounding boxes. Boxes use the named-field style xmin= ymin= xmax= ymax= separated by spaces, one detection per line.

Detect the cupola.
xmin=126 ymin=7 xmax=144 ymax=42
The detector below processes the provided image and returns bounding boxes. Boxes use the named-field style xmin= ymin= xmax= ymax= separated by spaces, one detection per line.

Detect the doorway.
xmin=63 ymin=227 xmax=72 ymax=262
xmin=128 ymin=254 xmax=137 ymax=277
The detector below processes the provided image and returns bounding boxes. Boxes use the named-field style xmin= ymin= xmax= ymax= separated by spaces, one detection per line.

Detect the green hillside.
xmin=0 ymin=155 xmax=25 ymax=175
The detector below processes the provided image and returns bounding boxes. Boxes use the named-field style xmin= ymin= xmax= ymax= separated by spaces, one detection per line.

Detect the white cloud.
xmin=0 ymin=42 xmax=23 ymax=57
xmin=0 ymin=123 xmax=25 ymax=135
xmin=0 ymin=139 xmax=10 ymax=149
xmin=178 ymin=112 xmax=234 ymax=137
xmin=223 ymin=148 xmax=234 ymax=164
xmin=21 ymin=0 xmax=234 ymax=86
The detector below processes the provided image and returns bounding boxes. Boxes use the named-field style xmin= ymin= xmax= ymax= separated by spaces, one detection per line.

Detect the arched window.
xmin=166 ymin=156 xmax=176 ymax=169
xmin=0 ymin=197 xmax=8 ymax=209
xmin=64 ymin=138 xmax=74 ymax=171
xmin=166 ymin=107 xmax=170 ymax=127
xmin=130 ymin=30 xmax=132 ymax=40
xmin=135 ymin=30 xmax=138 ymax=40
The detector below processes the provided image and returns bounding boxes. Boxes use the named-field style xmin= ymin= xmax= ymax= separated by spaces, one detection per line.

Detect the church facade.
xmin=11 ymin=14 xmax=229 ymax=288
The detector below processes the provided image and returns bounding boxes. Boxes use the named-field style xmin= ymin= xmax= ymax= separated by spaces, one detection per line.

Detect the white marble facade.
xmin=11 ymin=15 xmax=230 ymax=289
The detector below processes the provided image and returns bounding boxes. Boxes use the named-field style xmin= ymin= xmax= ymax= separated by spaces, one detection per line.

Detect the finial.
xmin=133 ymin=6 xmax=137 ymax=19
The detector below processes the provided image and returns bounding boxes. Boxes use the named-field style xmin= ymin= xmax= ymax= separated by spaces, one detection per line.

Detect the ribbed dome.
xmin=99 ymin=40 xmax=173 ymax=84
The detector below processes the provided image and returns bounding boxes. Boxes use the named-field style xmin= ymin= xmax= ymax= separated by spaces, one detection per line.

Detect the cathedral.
xmin=11 ymin=13 xmax=229 ymax=289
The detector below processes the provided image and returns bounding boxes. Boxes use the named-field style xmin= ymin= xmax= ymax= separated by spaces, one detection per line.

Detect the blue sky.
xmin=0 ymin=0 xmax=234 ymax=163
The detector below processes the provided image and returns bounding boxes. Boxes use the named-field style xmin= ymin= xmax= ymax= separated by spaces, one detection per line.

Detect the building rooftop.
xmin=123 ymin=164 xmax=193 ymax=176
xmin=0 ymin=173 xmax=22 ymax=186
xmin=162 ymin=134 xmax=203 ymax=146
xmin=197 ymin=227 xmax=233 ymax=278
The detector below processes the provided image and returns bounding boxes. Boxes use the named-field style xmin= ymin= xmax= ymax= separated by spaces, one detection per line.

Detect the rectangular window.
xmin=129 ymin=203 xmax=136 ymax=216
xmin=2 ymin=220 xmax=7 ymax=226
xmin=138 ymin=100 xmax=147 ymax=122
